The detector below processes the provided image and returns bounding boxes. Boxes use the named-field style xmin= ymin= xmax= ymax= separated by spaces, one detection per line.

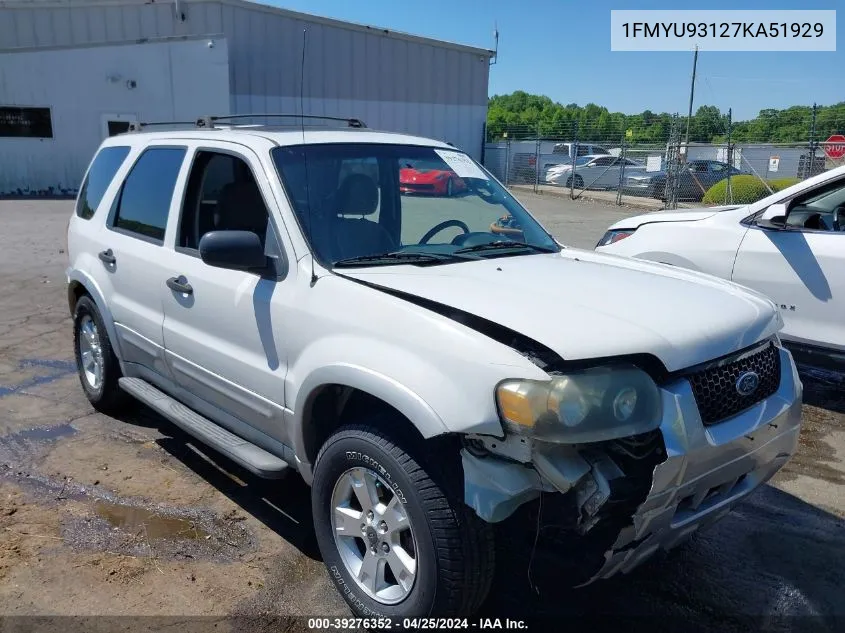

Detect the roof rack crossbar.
xmin=196 ymin=114 xmax=367 ymax=129
xmin=127 ymin=121 xmax=197 ymax=132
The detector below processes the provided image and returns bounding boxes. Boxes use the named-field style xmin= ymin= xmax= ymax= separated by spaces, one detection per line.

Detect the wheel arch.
xmin=66 ymin=269 xmax=126 ymax=370
xmin=292 ymin=364 xmax=450 ymax=482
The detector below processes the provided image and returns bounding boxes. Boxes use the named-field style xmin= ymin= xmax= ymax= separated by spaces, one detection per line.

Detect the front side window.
xmin=112 ymin=147 xmax=186 ymax=242
xmin=272 ymin=144 xmax=559 ymax=267
xmin=76 ymin=146 xmax=130 ymax=219
xmin=784 ymin=177 xmax=845 ymax=231
xmin=178 ymin=150 xmax=270 ymax=250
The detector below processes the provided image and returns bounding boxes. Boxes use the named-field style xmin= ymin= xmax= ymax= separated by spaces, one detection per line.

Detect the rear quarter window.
xmin=75 ymin=146 xmax=131 ymax=219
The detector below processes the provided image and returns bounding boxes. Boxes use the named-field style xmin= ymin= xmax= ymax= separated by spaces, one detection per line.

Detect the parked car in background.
xmin=508 ymin=142 xmax=610 ymax=184
xmin=400 ymin=157 xmax=466 ymax=196
xmin=598 ymin=163 xmax=845 ymax=367
xmin=544 ymin=155 xmax=646 ymax=189
xmin=624 ymin=159 xmax=745 ymax=201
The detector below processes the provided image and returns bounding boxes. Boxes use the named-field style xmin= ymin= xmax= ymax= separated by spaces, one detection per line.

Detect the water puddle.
xmin=94 ymin=500 xmax=210 ymax=540
xmin=8 ymin=423 xmax=77 ymax=443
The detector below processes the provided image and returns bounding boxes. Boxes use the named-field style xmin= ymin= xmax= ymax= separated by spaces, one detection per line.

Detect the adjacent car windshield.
xmin=272 ymin=143 xmax=559 ymax=267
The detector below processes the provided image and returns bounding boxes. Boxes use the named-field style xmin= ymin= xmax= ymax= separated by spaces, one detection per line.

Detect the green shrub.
xmin=769 ymin=177 xmax=801 ymax=192
xmin=702 ymin=175 xmax=772 ymax=205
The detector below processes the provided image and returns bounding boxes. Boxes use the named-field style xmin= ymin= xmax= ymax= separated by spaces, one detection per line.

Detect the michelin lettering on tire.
xmin=329 ymin=564 xmax=386 ymax=617
xmin=345 ymin=450 xmax=407 ymax=503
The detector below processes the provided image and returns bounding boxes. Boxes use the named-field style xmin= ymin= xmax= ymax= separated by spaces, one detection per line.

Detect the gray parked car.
xmin=544 ymin=155 xmax=646 ymax=189
xmin=624 ymin=159 xmax=746 ymax=201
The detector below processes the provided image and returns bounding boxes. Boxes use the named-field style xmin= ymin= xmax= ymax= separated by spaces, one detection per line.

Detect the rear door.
xmin=585 ymin=156 xmax=618 ymax=189
xmin=95 ymin=145 xmax=188 ymax=380
xmin=159 ymin=142 xmax=294 ymax=445
xmin=732 ymin=176 xmax=845 ymax=353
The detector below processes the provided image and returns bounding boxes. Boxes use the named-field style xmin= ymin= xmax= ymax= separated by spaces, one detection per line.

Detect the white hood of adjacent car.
xmin=340 ymin=249 xmax=780 ymax=373
xmin=610 ymin=205 xmax=743 ymax=230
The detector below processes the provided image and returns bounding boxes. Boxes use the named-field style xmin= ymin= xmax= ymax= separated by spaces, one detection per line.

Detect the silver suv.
xmin=66 ymin=116 xmax=803 ymax=620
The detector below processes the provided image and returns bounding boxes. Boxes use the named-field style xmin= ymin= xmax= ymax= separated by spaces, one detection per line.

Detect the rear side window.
xmin=75 ymin=146 xmax=130 ymax=219
xmin=112 ymin=147 xmax=186 ymax=242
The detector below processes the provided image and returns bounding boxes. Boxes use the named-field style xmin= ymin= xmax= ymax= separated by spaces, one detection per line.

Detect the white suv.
xmin=67 ymin=116 xmax=802 ymax=619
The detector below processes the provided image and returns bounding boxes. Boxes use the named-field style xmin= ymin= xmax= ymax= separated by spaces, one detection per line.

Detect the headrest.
xmin=337 ymin=174 xmax=379 ymax=216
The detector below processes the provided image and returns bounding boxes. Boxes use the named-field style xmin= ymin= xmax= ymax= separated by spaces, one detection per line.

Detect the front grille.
xmin=686 ymin=342 xmax=781 ymax=426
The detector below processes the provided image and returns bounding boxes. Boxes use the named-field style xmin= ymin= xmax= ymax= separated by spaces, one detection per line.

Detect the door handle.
xmin=98 ymin=249 xmax=116 ymax=265
xmin=166 ymin=275 xmax=193 ymax=295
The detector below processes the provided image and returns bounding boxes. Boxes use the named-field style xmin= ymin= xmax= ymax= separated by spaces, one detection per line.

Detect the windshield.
xmin=272 ymin=144 xmax=559 ymax=267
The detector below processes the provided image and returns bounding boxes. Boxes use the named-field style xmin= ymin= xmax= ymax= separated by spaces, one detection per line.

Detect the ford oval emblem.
xmin=736 ymin=371 xmax=760 ymax=396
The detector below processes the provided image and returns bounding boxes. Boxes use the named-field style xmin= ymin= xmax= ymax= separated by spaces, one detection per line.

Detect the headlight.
xmin=596 ymin=229 xmax=636 ymax=247
xmin=496 ymin=365 xmax=662 ymax=443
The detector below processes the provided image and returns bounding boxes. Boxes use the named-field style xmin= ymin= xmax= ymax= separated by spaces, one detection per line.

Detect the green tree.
xmin=487 ymin=91 xmax=845 ymax=145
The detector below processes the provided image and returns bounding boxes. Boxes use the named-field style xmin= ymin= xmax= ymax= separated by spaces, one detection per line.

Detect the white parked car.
xmin=597 ymin=165 xmax=845 ymax=366
xmin=67 ymin=116 xmax=801 ymax=619
xmin=544 ymin=155 xmax=646 ymax=189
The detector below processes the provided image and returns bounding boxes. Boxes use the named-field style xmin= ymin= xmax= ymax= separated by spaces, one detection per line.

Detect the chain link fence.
xmin=482 ymin=106 xmax=845 ymax=209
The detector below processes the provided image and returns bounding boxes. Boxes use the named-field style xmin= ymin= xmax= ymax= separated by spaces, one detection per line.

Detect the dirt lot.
xmin=0 ymin=196 xmax=843 ymax=630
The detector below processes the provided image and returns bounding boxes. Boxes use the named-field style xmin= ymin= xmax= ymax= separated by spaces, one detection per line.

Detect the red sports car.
xmin=399 ymin=159 xmax=466 ymax=196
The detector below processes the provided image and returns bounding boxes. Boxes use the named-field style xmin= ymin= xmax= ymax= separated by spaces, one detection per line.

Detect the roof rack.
xmin=196 ymin=114 xmax=367 ymax=129
xmin=127 ymin=121 xmax=196 ymax=132
xmin=126 ymin=114 xmax=367 ymax=133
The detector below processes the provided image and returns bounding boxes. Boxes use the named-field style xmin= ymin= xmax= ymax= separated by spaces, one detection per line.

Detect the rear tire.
xmin=73 ymin=295 xmax=131 ymax=415
xmin=312 ymin=425 xmax=494 ymax=618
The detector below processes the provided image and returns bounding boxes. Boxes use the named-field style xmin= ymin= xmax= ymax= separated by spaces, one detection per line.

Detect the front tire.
xmin=312 ymin=426 xmax=493 ymax=618
xmin=565 ymin=175 xmax=583 ymax=189
xmin=73 ymin=295 xmax=131 ymax=415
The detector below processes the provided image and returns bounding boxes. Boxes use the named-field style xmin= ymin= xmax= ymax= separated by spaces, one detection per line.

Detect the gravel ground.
xmin=0 ymin=197 xmax=842 ymax=631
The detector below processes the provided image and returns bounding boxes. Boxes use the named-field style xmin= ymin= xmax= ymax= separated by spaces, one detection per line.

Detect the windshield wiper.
xmin=333 ymin=251 xmax=466 ymax=268
xmin=454 ymin=241 xmax=559 ymax=255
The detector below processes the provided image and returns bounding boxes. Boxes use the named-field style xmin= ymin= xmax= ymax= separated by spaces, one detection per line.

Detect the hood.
xmin=609 ymin=205 xmax=743 ymax=230
xmin=339 ymin=249 xmax=780 ymax=373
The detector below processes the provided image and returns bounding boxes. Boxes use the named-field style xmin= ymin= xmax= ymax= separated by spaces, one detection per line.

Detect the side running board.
xmin=119 ymin=377 xmax=289 ymax=479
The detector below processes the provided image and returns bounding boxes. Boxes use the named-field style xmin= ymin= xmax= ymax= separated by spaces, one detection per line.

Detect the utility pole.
xmin=684 ymin=45 xmax=699 ymax=152
xmin=808 ymin=102 xmax=818 ymax=178
xmin=726 ymin=108 xmax=733 ymax=204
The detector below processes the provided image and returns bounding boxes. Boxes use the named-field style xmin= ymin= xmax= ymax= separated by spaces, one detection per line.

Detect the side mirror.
xmin=199 ymin=230 xmax=267 ymax=271
xmin=757 ymin=203 xmax=788 ymax=229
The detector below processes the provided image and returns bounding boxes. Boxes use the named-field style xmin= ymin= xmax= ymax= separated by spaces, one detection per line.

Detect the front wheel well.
xmin=302 ymin=385 xmax=440 ymax=467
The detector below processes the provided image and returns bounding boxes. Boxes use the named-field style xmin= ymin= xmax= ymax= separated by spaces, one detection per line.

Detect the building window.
xmin=0 ymin=107 xmax=54 ymax=138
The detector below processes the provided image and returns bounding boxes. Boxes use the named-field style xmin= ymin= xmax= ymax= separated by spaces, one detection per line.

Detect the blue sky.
xmin=269 ymin=0 xmax=842 ymax=122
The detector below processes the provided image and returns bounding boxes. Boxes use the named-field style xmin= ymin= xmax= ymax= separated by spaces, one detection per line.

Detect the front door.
xmin=732 ymin=175 xmax=845 ymax=353
xmin=159 ymin=144 xmax=293 ymax=445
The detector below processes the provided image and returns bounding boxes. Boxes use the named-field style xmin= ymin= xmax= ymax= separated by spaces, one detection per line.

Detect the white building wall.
xmin=0 ymin=36 xmax=230 ymax=194
xmin=1 ymin=0 xmax=492 ymax=193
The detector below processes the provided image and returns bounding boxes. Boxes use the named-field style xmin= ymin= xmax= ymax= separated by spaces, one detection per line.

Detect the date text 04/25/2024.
xmin=307 ymin=617 xmax=528 ymax=630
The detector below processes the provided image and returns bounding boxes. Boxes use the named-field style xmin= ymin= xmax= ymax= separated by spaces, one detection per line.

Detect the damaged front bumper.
xmin=462 ymin=346 xmax=803 ymax=583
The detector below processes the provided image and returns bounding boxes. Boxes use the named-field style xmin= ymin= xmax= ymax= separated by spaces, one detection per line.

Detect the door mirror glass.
xmin=199 ymin=230 xmax=267 ymax=271
xmin=758 ymin=202 xmax=788 ymax=229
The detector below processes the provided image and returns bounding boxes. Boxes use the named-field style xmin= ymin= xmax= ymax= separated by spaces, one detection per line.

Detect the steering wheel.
xmin=419 ymin=219 xmax=471 ymax=244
